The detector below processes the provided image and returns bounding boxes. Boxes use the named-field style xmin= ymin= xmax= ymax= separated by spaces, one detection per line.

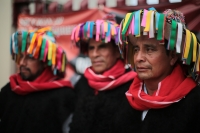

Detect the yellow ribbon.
xmin=144 ymin=11 xmax=153 ymax=32
xmin=104 ymin=21 xmax=108 ymax=33
xmin=191 ymin=32 xmax=197 ymax=62
xmin=183 ymin=29 xmax=191 ymax=58
xmin=48 ymin=41 xmax=53 ymax=60
xmin=122 ymin=13 xmax=132 ymax=32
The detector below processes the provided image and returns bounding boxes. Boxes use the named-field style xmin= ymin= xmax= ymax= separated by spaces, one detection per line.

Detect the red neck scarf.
xmin=84 ymin=60 xmax=136 ymax=91
xmin=126 ymin=65 xmax=197 ymax=111
xmin=10 ymin=67 xmax=72 ymax=95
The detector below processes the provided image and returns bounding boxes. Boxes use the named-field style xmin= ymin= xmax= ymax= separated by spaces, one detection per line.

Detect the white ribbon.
xmin=176 ymin=23 xmax=183 ymax=53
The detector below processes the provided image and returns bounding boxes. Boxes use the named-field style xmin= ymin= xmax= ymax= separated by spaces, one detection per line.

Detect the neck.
xmin=144 ymin=80 xmax=159 ymax=95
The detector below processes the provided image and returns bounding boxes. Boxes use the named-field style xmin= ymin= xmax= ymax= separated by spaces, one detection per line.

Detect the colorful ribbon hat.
xmin=119 ymin=7 xmax=200 ymax=77
xmin=70 ymin=19 xmax=123 ymax=55
xmin=10 ymin=27 xmax=67 ymax=76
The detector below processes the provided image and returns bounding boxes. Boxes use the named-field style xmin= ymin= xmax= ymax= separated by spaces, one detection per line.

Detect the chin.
xmin=137 ymin=74 xmax=151 ymax=80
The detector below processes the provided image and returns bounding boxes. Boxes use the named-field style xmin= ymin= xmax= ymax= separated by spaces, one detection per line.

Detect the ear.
xmin=115 ymin=46 xmax=121 ymax=59
xmin=169 ymin=50 xmax=178 ymax=66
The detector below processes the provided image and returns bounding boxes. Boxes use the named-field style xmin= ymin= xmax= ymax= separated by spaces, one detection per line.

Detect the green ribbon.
xmin=169 ymin=20 xmax=177 ymax=50
xmin=21 ymin=31 xmax=28 ymax=52
xmin=48 ymin=59 xmax=52 ymax=66
xmin=122 ymin=13 xmax=134 ymax=41
xmin=157 ymin=13 xmax=165 ymax=40
xmin=39 ymin=38 xmax=46 ymax=60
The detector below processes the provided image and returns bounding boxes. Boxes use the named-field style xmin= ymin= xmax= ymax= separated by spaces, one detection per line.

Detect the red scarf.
xmin=10 ymin=67 xmax=72 ymax=95
xmin=126 ymin=65 xmax=196 ymax=111
xmin=84 ymin=60 xmax=136 ymax=91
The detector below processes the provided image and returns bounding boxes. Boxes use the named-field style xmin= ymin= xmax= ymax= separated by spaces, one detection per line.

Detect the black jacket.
xmin=0 ymin=83 xmax=75 ymax=133
xmin=69 ymin=75 xmax=133 ymax=133
xmin=111 ymin=86 xmax=200 ymax=133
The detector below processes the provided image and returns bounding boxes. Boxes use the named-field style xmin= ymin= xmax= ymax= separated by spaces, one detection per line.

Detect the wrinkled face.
xmin=130 ymin=35 xmax=177 ymax=83
xmin=88 ymin=39 xmax=120 ymax=74
xmin=19 ymin=53 xmax=46 ymax=81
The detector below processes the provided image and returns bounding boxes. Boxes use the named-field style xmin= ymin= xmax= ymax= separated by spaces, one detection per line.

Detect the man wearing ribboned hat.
xmin=68 ymin=16 xmax=136 ymax=133
xmin=111 ymin=8 xmax=200 ymax=133
xmin=0 ymin=28 xmax=75 ymax=133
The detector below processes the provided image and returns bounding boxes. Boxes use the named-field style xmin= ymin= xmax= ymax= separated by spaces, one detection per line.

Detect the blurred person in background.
xmin=0 ymin=27 xmax=75 ymax=133
xmin=68 ymin=16 xmax=136 ymax=133
xmin=111 ymin=8 xmax=200 ymax=133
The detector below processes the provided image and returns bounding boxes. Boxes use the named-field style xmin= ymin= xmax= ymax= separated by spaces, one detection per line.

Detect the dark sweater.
xmin=69 ymin=75 xmax=133 ymax=133
xmin=111 ymin=86 xmax=200 ymax=133
xmin=0 ymin=83 xmax=75 ymax=133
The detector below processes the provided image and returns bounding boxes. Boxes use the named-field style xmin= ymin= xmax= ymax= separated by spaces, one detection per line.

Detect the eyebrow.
xmin=143 ymin=44 xmax=157 ymax=47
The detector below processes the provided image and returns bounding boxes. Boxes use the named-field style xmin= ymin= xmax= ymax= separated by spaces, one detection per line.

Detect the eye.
xmin=88 ymin=46 xmax=94 ymax=50
xmin=133 ymin=46 xmax=139 ymax=53
xmin=147 ymin=47 xmax=153 ymax=51
xmin=99 ymin=44 xmax=107 ymax=49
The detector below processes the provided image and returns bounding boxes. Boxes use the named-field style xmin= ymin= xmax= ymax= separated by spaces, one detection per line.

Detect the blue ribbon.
xmin=106 ymin=22 xmax=111 ymax=37
xmin=14 ymin=32 xmax=18 ymax=54
xmin=156 ymin=12 xmax=160 ymax=30
xmin=134 ymin=10 xmax=140 ymax=36
xmin=90 ymin=21 xmax=95 ymax=38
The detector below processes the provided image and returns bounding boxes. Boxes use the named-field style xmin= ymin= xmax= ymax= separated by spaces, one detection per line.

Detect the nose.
xmin=19 ymin=55 xmax=26 ymax=66
xmin=91 ymin=48 xmax=99 ymax=58
xmin=134 ymin=50 xmax=146 ymax=63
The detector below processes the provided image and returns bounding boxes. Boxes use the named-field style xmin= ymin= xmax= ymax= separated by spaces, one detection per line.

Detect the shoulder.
xmin=0 ymin=82 xmax=11 ymax=94
xmin=184 ymin=85 xmax=200 ymax=104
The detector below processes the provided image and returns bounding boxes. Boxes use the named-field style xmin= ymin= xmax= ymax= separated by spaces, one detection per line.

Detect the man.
xmin=111 ymin=8 xmax=200 ymax=132
xmin=69 ymin=19 xmax=136 ymax=133
xmin=0 ymin=28 xmax=75 ymax=133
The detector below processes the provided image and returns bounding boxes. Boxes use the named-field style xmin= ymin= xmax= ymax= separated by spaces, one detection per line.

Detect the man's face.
xmin=130 ymin=35 xmax=177 ymax=83
xmin=19 ymin=53 xmax=45 ymax=81
xmin=88 ymin=39 xmax=120 ymax=74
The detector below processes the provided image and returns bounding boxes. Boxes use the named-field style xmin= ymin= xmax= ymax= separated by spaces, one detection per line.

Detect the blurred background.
xmin=0 ymin=0 xmax=200 ymax=88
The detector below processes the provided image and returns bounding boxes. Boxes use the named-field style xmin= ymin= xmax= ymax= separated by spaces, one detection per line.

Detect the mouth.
xmin=136 ymin=67 xmax=150 ymax=72
xmin=92 ymin=61 xmax=104 ymax=65
xmin=20 ymin=67 xmax=30 ymax=73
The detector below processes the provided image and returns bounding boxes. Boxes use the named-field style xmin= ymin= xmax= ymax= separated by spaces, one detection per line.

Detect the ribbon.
xmin=186 ymin=34 xmax=193 ymax=65
xmin=141 ymin=9 xmax=148 ymax=27
xmin=22 ymin=31 xmax=28 ymax=52
xmin=90 ymin=21 xmax=95 ymax=38
xmin=134 ymin=10 xmax=141 ymax=36
xmin=56 ymin=47 xmax=62 ymax=70
xmin=43 ymin=40 xmax=49 ymax=62
xmin=84 ymin=22 xmax=89 ymax=38
xmin=144 ymin=10 xmax=153 ymax=32
xmin=149 ymin=11 xmax=155 ymax=38
xmin=28 ymin=33 xmax=37 ymax=54
xmin=157 ymin=13 xmax=165 ymax=40
xmin=176 ymin=23 xmax=183 ymax=53
xmin=155 ymin=12 xmax=160 ymax=30
xmin=169 ymin=20 xmax=177 ymax=50
xmin=40 ymin=38 xmax=46 ymax=60
xmin=34 ymin=35 xmax=43 ymax=59
xmin=183 ymin=29 xmax=192 ymax=59
xmin=48 ymin=41 xmax=53 ymax=62
xmin=52 ymin=43 xmax=56 ymax=67
xmin=96 ymin=20 xmax=102 ymax=41
xmin=191 ymin=33 xmax=197 ymax=62
xmin=122 ymin=13 xmax=133 ymax=40
xmin=14 ymin=32 xmax=18 ymax=54
xmin=61 ymin=52 xmax=66 ymax=72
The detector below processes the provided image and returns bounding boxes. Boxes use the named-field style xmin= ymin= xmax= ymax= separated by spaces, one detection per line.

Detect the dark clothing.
xmin=0 ymin=83 xmax=75 ymax=133
xmin=69 ymin=75 xmax=133 ymax=133
xmin=111 ymin=86 xmax=200 ymax=133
